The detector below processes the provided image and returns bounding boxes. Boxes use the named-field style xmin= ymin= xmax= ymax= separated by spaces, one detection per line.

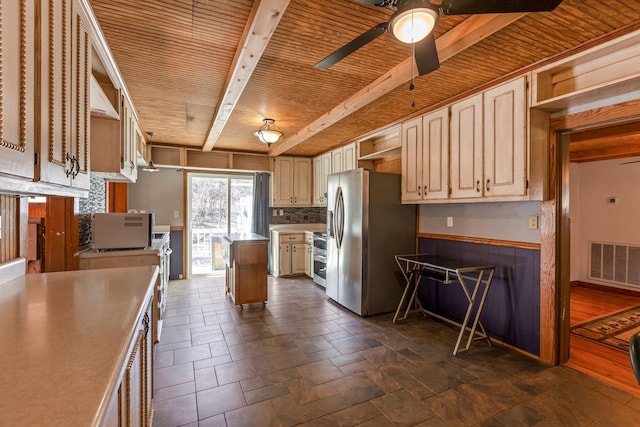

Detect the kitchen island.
xmin=0 ymin=265 xmax=158 ymax=426
xmin=222 ymin=233 xmax=269 ymax=310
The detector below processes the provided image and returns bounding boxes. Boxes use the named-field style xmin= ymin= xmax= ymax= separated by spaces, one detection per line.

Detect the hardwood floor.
xmin=566 ymin=284 xmax=640 ymax=397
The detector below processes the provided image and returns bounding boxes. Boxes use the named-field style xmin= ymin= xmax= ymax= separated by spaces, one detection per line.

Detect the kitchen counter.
xmin=0 ymin=265 xmax=158 ymax=426
xmin=224 ymin=232 xmax=269 ymax=243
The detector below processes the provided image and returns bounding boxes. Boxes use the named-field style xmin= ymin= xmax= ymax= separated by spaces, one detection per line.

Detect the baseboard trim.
xmin=571 ymin=280 xmax=640 ymax=297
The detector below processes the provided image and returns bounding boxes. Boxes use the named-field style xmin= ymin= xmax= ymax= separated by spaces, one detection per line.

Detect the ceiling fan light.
xmin=390 ymin=7 xmax=438 ymax=44
xmin=254 ymin=118 xmax=285 ymax=147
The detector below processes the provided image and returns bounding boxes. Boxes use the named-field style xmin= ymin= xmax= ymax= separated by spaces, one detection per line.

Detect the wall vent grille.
xmin=589 ymin=241 xmax=640 ymax=287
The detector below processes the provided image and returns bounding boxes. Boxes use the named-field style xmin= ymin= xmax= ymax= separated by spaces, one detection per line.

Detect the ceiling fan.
xmin=315 ymin=0 xmax=564 ymax=76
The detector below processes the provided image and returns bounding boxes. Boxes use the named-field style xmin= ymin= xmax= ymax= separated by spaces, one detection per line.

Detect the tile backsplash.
xmin=269 ymin=207 xmax=326 ymax=225
xmin=78 ymin=175 xmax=106 ymax=247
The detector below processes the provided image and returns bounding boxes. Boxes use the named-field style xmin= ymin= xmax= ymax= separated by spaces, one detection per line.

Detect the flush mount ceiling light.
xmin=253 ymin=118 xmax=285 ymax=147
xmin=143 ymin=131 xmax=159 ymax=172
xmin=389 ymin=0 xmax=439 ymax=44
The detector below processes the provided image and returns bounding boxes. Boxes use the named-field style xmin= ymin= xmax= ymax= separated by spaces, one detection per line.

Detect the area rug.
xmin=571 ymin=306 xmax=640 ymax=352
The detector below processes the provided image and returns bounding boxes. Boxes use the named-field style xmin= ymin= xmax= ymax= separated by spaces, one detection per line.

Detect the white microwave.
xmin=92 ymin=213 xmax=154 ymax=250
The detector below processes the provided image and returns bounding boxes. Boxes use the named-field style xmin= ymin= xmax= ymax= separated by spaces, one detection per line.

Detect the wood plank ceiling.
xmin=88 ymin=0 xmax=640 ymax=157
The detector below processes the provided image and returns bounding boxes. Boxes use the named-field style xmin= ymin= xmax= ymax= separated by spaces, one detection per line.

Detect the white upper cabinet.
xmin=330 ymin=142 xmax=357 ymax=174
xmin=37 ymin=0 xmax=91 ymax=191
xmin=273 ymin=157 xmax=312 ymax=206
xmin=0 ymin=0 xmax=36 ymax=181
xmin=342 ymin=143 xmax=357 ymax=171
xmin=450 ymin=94 xmax=483 ymax=199
xmin=483 ymin=76 xmax=528 ymax=198
xmin=401 ymin=107 xmax=449 ymax=203
xmin=313 ymin=152 xmax=331 ymax=206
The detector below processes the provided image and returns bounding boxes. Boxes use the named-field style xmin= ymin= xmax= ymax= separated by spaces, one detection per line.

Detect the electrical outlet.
xmin=446 ymin=217 xmax=453 ymax=227
xmin=528 ymin=215 xmax=538 ymax=230
xmin=173 ymin=210 xmax=180 ymax=218
xmin=273 ymin=210 xmax=278 ymax=216
xmin=279 ymin=209 xmax=284 ymax=216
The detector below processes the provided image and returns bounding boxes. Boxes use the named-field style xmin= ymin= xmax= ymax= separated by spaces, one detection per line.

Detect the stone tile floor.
xmin=152 ymin=274 xmax=640 ymax=426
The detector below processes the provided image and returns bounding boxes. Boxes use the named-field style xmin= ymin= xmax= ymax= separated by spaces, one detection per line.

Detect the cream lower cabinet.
xmin=451 ymin=77 xmax=528 ymax=199
xmin=272 ymin=157 xmax=312 ymax=206
xmin=304 ymin=232 xmax=313 ymax=278
xmin=401 ymin=107 xmax=449 ymax=203
xmin=272 ymin=232 xmax=307 ymax=277
xmin=102 ymin=295 xmax=154 ymax=427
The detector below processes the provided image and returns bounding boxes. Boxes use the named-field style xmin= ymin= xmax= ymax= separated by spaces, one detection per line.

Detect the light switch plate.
xmin=173 ymin=210 xmax=179 ymax=218
xmin=528 ymin=215 xmax=538 ymax=230
xmin=446 ymin=217 xmax=453 ymax=227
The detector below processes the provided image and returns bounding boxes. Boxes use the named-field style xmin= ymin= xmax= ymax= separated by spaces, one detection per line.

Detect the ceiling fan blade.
xmin=315 ymin=23 xmax=389 ymax=69
xmin=352 ymin=0 xmax=393 ymax=5
xmin=440 ymin=0 xmax=563 ymax=15
xmin=414 ymin=32 xmax=440 ymax=76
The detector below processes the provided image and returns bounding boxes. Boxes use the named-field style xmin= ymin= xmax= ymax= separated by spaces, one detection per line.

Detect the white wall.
xmin=569 ymin=156 xmax=640 ymax=284
xmin=128 ymin=167 xmax=184 ymax=227
xmin=418 ymin=201 xmax=542 ymax=244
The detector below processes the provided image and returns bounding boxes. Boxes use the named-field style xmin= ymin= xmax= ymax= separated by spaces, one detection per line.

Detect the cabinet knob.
xmin=486 ymin=179 xmax=490 ymax=192
xmin=476 ymin=180 xmax=480 ymax=193
xmin=417 ymin=185 xmax=421 ymax=196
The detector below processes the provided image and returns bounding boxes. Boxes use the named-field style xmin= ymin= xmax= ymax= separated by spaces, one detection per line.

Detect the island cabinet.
xmin=0 ymin=265 xmax=158 ymax=427
xmin=223 ymin=233 xmax=269 ymax=309
xmin=103 ymin=294 xmax=154 ymax=427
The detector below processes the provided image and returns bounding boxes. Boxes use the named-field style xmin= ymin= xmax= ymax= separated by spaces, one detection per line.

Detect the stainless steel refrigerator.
xmin=326 ymin=168 xmax=416 ymax=316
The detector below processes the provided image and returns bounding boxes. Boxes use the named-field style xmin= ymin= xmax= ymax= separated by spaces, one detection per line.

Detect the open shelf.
xmin=532 ymin=29 xmax=640 ymax=111
xmin=357 ymin=124 xmax=401 ymax=161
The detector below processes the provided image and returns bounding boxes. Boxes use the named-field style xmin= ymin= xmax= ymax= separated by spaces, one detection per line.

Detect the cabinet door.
xmin=401 ymin=116 xmax=423 ymax=203
xmin=38 ymin=0 xmax=90 ymax=190
xmin=331 ymin=148 xmax=343 ymax=174
xmin=321 ymin=153 xmax=331 ymax=202
xmin=38 ymin=0 xmax=74 ymax=187
xmin=342 ymin=143 xmax=357 ymax=171
xmin=278 ymin=243 xmax=291 ymax=276
xmin=305 ymin=244 xmax=313 ymax=278
xmin=121 ymin=97 xmax=137 ymax=181
xmin=273 ymin=157 xmax=294 ymax=206
xmin=450 ymin=94 xmax=483 ymax=199
xmin=422 ymin=108 xmax=449 ymax=200
xmin=291 ymin=243 xmax=307 ymax=275
xmin=69 ymin=0 xmax=91 ymax=190
xmin=293 ymin=158 xmax=312 ymax=205
xmin=0 ymin=0 xmax=36 ymax=180
xmin=313 ymin=156 xmax=323 ymax=205
xmin=484 ymin=76 xmax=527 ymax=197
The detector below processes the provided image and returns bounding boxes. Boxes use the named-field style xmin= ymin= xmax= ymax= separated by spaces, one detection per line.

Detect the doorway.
xmin=550 ymin=115 xmax=640 ymax=395
xmin=186 ymin=172 xmax=254 ymax=277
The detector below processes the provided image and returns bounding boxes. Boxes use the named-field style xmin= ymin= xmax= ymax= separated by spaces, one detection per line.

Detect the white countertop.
xmin=269 ymin=223 xmax=325 ymax=233
xmin=0 ymin=266 xmax=158 ymax=426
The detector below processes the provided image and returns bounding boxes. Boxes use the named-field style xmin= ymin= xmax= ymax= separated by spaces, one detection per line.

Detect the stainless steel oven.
xmin=312 ymin=232 xmax=327 ymax=287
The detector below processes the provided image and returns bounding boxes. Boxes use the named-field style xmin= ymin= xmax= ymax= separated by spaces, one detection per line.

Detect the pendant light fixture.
xmin=143 ymin=131 xmax=159 ymax=172
xmin=253 ymin=118 xmax=285 ymax=147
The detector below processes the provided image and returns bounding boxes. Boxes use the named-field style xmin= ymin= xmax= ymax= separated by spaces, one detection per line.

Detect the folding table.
xmin=393 ymin=254 xmax=495 ymax=355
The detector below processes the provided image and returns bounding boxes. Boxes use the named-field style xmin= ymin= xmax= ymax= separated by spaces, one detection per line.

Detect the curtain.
xmin=251 ymin=172 xmax=270 ymax=238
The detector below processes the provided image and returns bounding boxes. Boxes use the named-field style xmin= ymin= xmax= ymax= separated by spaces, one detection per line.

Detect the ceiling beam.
xmin=269 ymin=12 xmax=526 ymax=157
xmin=202 ymin=0 xmax=290 ymax=152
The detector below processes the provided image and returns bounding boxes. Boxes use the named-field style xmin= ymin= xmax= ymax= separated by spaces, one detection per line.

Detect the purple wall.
xmin=418 ymin=237 xmax=540 ymax=356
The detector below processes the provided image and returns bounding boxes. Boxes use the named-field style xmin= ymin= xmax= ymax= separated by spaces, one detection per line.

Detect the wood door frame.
xmin=539 ymin=99 xmax=640 ymax=364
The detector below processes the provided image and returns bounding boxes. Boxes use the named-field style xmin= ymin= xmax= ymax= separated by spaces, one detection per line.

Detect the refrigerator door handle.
xmin=327 ymin=210 xmax=334 ymax=238
xmin=335 ymin=186 xmax=344 ymax=249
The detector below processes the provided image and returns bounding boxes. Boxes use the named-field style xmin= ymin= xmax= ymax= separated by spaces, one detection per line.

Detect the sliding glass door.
xmin=187 ymin=172 xmax=254 ymax=276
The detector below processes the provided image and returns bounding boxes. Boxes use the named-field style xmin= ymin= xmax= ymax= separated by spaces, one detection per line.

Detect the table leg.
xmin=452 ymin=269 xmax=494 ymax=355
